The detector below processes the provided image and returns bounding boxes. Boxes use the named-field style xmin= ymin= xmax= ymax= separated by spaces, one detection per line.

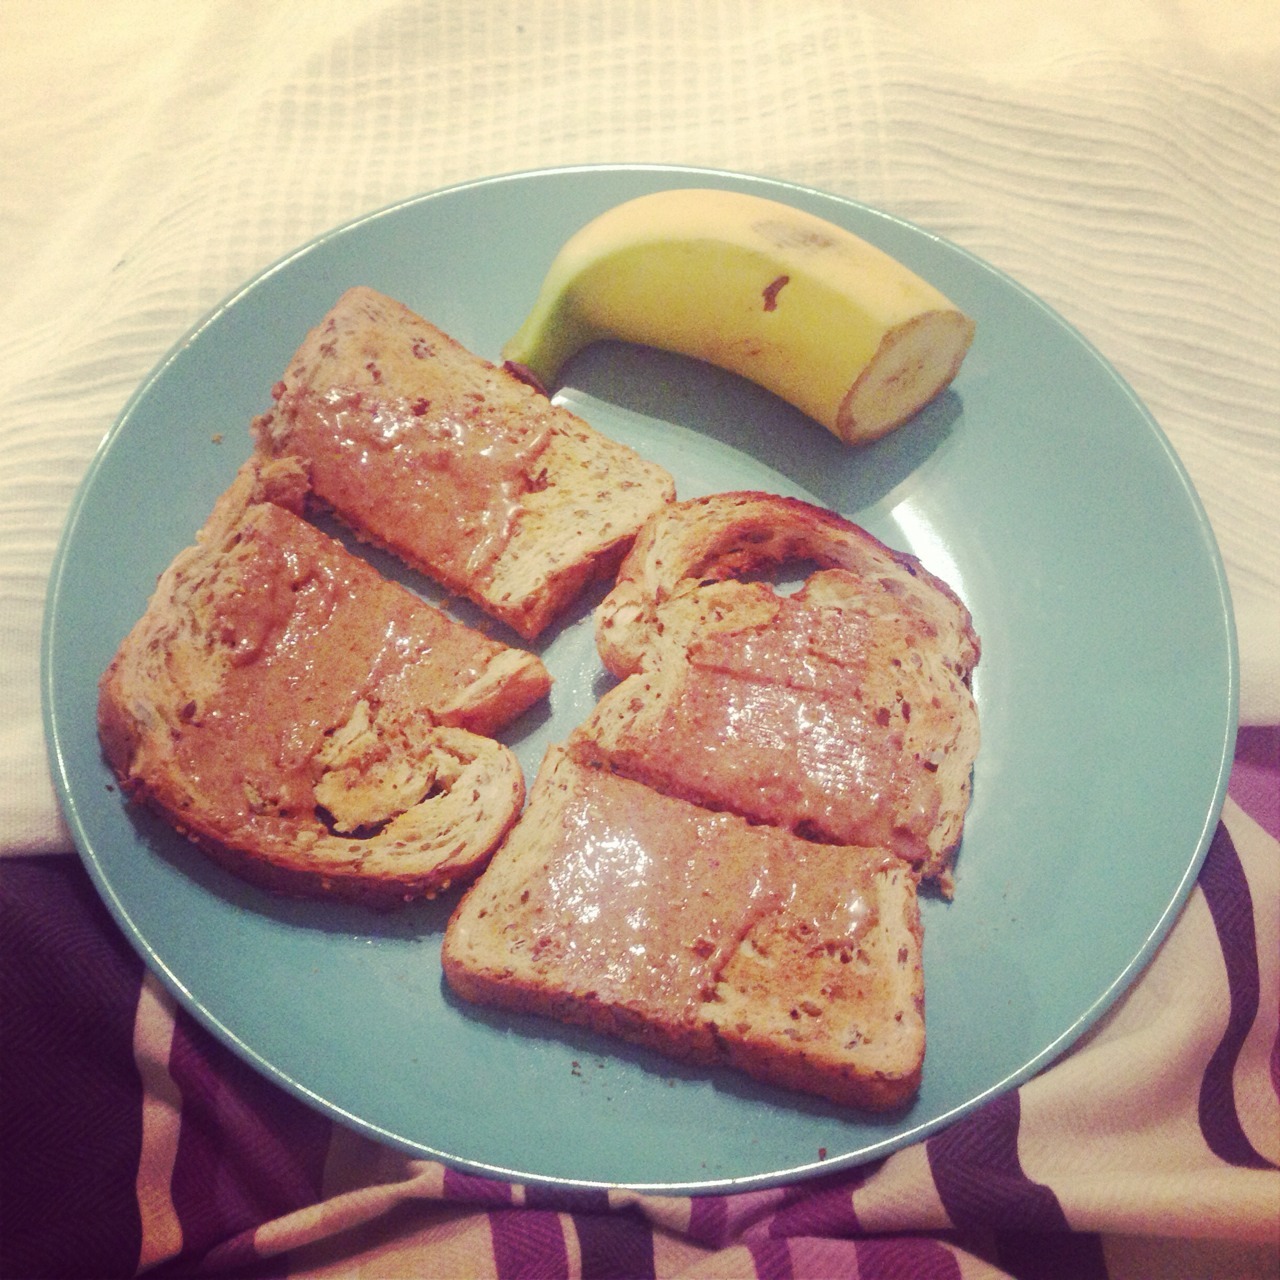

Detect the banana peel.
xmin=502 ymin=188 xmax=975 ymax=446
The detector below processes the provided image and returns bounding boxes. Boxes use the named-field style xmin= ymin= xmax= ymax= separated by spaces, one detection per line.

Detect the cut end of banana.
xmin=504 ymin=187 xmax=976 ymax=447
xmin=836 ymin=310 xmax=977 ymax=445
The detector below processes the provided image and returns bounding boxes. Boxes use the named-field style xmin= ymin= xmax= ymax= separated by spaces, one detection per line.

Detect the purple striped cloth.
xmin=2 ymin=728 xmax=1277 ymax=1279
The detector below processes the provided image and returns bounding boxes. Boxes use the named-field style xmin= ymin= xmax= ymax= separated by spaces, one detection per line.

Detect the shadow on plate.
xmin=556 ymin=340 xmax=964 ymax=513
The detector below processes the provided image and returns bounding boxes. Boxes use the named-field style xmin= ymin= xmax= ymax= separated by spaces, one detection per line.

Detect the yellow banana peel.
xmin=503 ymin=188 xmax=975 ymax=446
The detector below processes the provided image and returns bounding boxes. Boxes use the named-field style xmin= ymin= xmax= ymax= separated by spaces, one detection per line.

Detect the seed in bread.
xmin=252 ymin=286 xmax=676 ymax=639
xmin=443 ymin=745 xmax=926 ymax=1111
xmin=97 ymin=456 xmax=549 ymax=904
xmin=581 ymin=491 xmax=980 ymax=892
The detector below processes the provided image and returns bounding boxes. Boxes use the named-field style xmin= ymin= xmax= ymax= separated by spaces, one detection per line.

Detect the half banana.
xmin=502 ymin=188 xmax=975 ymax=446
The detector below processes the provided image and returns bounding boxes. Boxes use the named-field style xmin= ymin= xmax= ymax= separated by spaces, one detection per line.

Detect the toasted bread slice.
xmin=443 ymin=745 xmax=925 ymax=1111
xmin=252 ymin=287 xmax=676 ymax=639
xmin=580 ymin=492 xmax=980 ymax=891
xmin=98 ymin=457 xmax=549 ymax=904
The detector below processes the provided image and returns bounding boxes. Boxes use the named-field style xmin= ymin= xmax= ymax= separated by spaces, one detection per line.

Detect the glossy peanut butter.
xmin=529 ymin=772 xmax=773 ymax=1011
xmin=280 ymin=386 xmax=552 ymax=586
xmin=514 ymin=760 xmax=880 ymax=1020
xmin=174 ymin=503 xmax=507 ymax=840
xmin=768 ymin=854 xmax=880 ymax=959
xmin=631 ymin=598 xmax=941 ymax=860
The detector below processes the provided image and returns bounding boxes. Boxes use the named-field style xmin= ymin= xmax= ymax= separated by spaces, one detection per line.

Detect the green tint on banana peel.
xmin=502 ymin=188 xmax=975 ymax=447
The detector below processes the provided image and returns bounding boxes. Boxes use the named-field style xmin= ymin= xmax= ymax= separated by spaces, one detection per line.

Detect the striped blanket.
xmin=3 ymin=727 xmax=1275 ymax=1279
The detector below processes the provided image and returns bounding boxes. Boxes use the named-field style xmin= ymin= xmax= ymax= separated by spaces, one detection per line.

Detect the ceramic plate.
xmin=43 ymin=165 xmax=1237 ymax=1192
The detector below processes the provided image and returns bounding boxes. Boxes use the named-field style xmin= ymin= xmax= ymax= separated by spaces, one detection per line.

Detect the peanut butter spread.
xmin=275 ymin=386 xmax=553 ymax=588
xmin=510 ymin=760 xmax=879 ymax=1026
xmin=169 ymin=502 xmax=534 ymax=844
xmin=611 ymin=596 xmax=942 ymax=863
xmin=255 ymin=287 xmax=559 ymax=593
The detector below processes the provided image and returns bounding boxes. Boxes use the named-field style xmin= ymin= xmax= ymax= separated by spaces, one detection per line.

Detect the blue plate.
xmin=42 ymin=165 xmax=1238 ymax=1192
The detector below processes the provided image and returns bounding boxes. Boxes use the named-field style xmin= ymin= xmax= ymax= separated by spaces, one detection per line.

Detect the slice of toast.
xmin=579 ymin=491 xmax=981 ymax=891
xmin=252 ymin=287 xmax=676 ymax=639
xmin=442 ymin=745 xmax=925 ymax=1111
xmin=98 ymin=457 xmax=550 ymax=904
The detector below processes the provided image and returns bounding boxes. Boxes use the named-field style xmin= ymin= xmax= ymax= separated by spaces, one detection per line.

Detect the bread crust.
xmin=596 ymin=489 xmax=979 ymax=678
xmin=98 ymin=456 xmax=547 ymax=905
xmin=252 ymin=287 xmax=676 ymax=638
